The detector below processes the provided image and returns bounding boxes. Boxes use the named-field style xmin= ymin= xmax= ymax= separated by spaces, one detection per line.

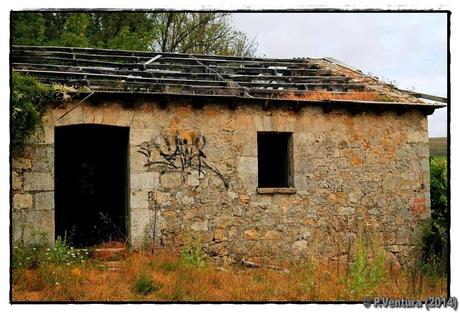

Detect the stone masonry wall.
xmin=12 ymin=99 xmax=431 ymax=266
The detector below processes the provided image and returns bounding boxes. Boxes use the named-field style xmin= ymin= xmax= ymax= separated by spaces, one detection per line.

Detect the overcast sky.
xmin=232 ymin=12 xmax=448 ymax=137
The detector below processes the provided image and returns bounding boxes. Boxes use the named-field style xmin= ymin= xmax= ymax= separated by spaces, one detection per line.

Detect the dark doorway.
xmin=55 ymin=125 xmax=129 ymax=247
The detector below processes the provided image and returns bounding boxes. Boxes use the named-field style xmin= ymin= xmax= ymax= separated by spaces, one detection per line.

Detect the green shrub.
xmin=180 ymin=242 xmax=206 ymax=268
xmin=420 ymin=157 xmax=448 ymax=275
xmin=133 ymin=273 xmax=162 ymax=295
xmin=11 ymin=72 xmax=52 ymax=155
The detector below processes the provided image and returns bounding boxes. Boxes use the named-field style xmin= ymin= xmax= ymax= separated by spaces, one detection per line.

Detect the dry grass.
xmin=12 ymin=250 xmax=447 ymax=302
xmin=279 ymin=91 xmax=395 ymax=102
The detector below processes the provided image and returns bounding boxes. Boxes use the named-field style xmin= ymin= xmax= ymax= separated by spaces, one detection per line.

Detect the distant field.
xmin=429 ymin=137 xmax=447 ymax=157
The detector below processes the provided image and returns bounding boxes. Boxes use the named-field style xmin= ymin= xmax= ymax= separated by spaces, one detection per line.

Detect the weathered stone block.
xmin=32 ymin=145 xmax=54 ymax=172
xmin=130 ymin=145 xmax=148 ymax=171
xmin=130 ymin=190 xmax=149 ymax=209
xmin=213 ymin=229 xmax=228 ymax=242
xmin=12 ymin=209 xmax=54 ymax=244
xmin=215 ymin=215 xmax=235 ymax=229
xmin=12 ymin=158 xmax=32 ymax=170
xmin=338 ymin=207 xmax=355 ymax=215
xmin=23 ymin=172 xmax=53 ymax=191
xmin=12 ymin=171 xmax=22 ymax=190
xmin=187 ymin=171 xmax=200 ymax=187
xmin=155 ymin=191 xmax=171 ymax=207
xmin=130 ymin=208 xmax=151 ymax=247
xmin=292 ymin=240 xmax=309 ymax=255
xmin=191 ymin=220 xmax=208 ymax=231
xmin=244 ymin=228 xmax=258 ymax=240
xmin=159 ymin=172 xmax=184 ymax=189
xmin=34 ymin=192 xmax=54 ymax=211
xmin=131 ymin=172 xmax=155 ymax=190
xmin=177 ymin=193 xmax=194 ymax=206
xmin=13 ymin=193 xmax=33 ymax=209
xmin=263 ymin=230 xmax=282 ymax=240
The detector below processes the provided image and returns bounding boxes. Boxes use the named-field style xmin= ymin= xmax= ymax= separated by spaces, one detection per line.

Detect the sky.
xmin=232 ymin=12 xmax=448 ymax=137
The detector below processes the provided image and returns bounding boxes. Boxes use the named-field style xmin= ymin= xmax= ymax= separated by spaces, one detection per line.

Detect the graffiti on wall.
xmin=138 ymin=130 xmax=229 ymax=188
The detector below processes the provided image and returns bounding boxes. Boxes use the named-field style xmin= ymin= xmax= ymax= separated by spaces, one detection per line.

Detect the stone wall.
xmin=11 ymin=99 xmax=431 ymax=266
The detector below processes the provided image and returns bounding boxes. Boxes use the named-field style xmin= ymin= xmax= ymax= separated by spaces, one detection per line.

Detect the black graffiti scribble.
xmin=138 ymin=131 xmax=229 ymax=188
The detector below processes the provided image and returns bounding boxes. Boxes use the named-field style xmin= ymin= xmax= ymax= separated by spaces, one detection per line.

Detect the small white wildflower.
xmin=46 ymin=248 xmax=51 ymax=251
xmin=66 ymin=262 xmax=70 ymax=265
xmin=55 ymin=282 xmax=59 ymax=285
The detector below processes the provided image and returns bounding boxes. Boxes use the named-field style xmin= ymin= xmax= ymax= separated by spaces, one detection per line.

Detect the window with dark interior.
xmin=257 ymin=132 xmax=293 ymax=188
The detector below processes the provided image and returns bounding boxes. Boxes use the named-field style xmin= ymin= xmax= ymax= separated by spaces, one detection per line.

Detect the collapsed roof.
xmin=11 ymin=45 xmax=445 ymax=110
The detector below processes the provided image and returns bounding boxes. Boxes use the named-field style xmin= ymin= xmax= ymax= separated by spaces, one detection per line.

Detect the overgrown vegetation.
xmin=13 ymin=233 xmax=89 ymax=270
xmin=346 ymin=237 xmax=388 ymax=298
xmin=11 ymin=72 xmax=51 ymax=155
xmin=419 ymin=157 xmax=448 ymax=276
xmin=12 ymin=248 xmax=447 ymax=301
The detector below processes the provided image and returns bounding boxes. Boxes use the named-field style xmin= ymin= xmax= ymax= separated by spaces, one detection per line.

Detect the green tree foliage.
xmin=11 ymin=12 xmax=257 ymax=56
xmin=420 ymin=157 xmax=448 ymax=273
xmin=12 ymin=12 xmax=157 ymax=50
xmin=11 ymin=73 xmax=51 ymax=155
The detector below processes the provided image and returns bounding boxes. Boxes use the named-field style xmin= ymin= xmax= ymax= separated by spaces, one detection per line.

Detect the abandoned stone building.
xmin=11 ymin=45 xmax=445 ymax=266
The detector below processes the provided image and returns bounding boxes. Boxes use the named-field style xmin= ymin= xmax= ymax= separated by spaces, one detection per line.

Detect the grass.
xmin=429 ymin=137 xmax=447 ymax=158
xmin=12 ymin=249 xmax=448 ymax=302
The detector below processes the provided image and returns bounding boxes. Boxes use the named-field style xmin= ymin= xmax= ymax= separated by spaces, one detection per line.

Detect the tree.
xmin=11 ymin=12 xmax=257 ymax=56
xmin=153 ymin=13 xmax=257 ymax=56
